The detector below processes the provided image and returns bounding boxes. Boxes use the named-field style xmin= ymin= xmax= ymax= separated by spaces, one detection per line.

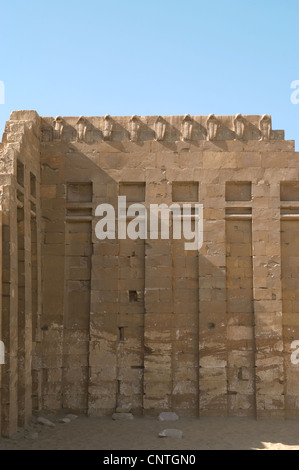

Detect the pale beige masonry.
xmin=0 ymin=111 xmax=299 ymax=436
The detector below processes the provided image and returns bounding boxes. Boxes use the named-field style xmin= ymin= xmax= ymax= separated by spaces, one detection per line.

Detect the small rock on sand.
xmin=159 ymin=429 xmax=183 ymax=439
xmin=116 ymin=404 xmax=132 ymax=414
xmin=59 ymin=418 xmax=71 ymax=424
xmin=158 ymin=412 xmax=179 ymax=421
xmin=37 ymin=417 xmax=56 ymax=428
xmin=65 ymin=414 xmax=78 ymax=421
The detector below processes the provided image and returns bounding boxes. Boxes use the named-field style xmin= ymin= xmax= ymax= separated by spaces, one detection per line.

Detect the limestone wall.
xmin=1 ymin=111 xmax=299 ymax=436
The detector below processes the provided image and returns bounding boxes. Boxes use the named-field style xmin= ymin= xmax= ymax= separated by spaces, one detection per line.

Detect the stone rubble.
xmin=158 ymin=412 xmax=179 ymax=421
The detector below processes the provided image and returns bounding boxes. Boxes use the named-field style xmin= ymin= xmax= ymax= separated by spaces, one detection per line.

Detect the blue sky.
xmin=0 ymin=0 xmax=298 ymax=147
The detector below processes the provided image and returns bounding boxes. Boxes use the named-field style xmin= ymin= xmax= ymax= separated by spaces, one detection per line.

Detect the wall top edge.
xmin=5 ymin=111 xmax=292 ymax=145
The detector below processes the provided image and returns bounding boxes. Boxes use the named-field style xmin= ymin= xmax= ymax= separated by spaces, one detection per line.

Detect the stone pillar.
xmin=116 ymin=235 xmax=145 ymax=414
xmin=40 ymin=153 xmax=66 ymax=412
xmin=226 ymin=215 xmax=255 ymax=416
xmin=199 ymin=178 xmax=228 ymax=416
xmin=143 ymin=171 xmax=173 ymax=414
xmin=143 ymin=236 xmax=173 ymax=414
xmin=279 ymin=180 xmax=299 ymax=418
xmin=88 ymin=178 xmax=119 ymax=416
xmin=252 ymin=180 xmax=284 ymax=418
xmin=1 ymin=184 xmax=18 ymax=436
xmin=88 ymin=239 xmax=119 ymax=416
xmin=172 ymin=237 xmax=199 ymax=416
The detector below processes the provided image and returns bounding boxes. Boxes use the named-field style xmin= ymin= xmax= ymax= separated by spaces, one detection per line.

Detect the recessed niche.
xmin=225 ymin=181 xmax=252 ymax=201
xmin=30 ymin=172 xmax=37 ymax=198
xmin=17 ymin=160 xmax=24 ymax=187
xmin=129 ymin=290 xmax=138 ymax=302
xmin=172 ymin=182 xmax=199 ymax=202
xmin=280 ymin=182 xmax=299 ymax=201
xmin=119 ymin=327 xmax=125 ymax=341
xmin=119 ymin=182 xmax=145 ymax=202
xmin=67 ymin=182 xmax=92 ymax=203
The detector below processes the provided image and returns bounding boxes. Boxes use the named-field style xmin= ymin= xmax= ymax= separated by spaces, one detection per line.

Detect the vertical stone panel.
xmin=199 ymin=179 xmax=227 ymax=417
xmin=62 ymin=182 xmax=93 ymax=412
xmin=40 ymin=167 xmax=66 ymax=412
xmin=252 ymin=182 xmax=284 ymax=418
xmin=0 ymin=111 xmax=42 ymax=435
xmin=143 ymin=238 xmax=173 ymax=414
xmin=89 ymin=240 xmax=119 ymax=416
xmin=17 ymin=203 xmax=26 ymax=425
xmin=142 ymin=170 xmax=176 ymax=415
xmin=1 ymin=186 xmax=19 ymax=436
xmin=62 ymin=220 xmax=91 ymax=412
xmin=226 ymin=218 xmax=255 ymax=416
xmin=31 ymin=208 xmax=42 ymax=412
xmin=172 ymin=237 xmax=199 ymax=416
xmin=281 ymin=220 xmax=299 ymax=418
xmin=117 ymin=236 xmax=145 ymax=413
xmin=88 ymin=176 xmax=119 ymax=416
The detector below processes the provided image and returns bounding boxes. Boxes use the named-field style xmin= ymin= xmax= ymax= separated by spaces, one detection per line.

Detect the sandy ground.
xmin=1 ymin=414 xmax=299 ymax=450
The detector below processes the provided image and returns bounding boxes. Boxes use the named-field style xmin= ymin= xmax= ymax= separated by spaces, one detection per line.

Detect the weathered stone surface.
xmin=37 ymin=417 xmax=56 ymax=428
xmin=1 ymin=111 xmax=299 ymax=437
